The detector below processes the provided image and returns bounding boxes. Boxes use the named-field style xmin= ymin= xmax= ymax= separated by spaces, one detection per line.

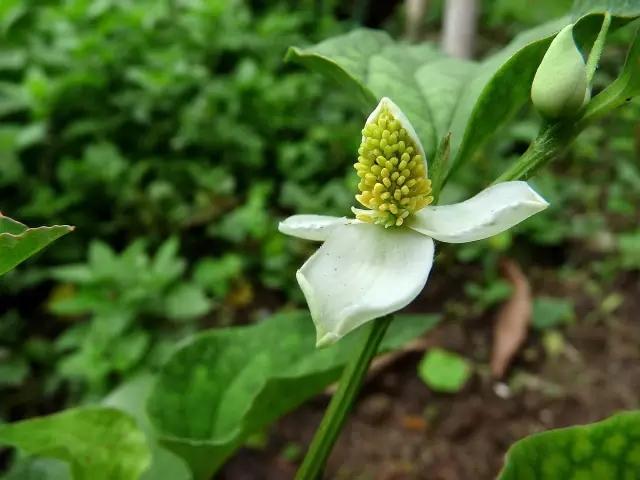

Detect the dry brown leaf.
xmin=490 ymin=258 xmax=532 ymax=379
xmin=400 ymin=414 xmax=428 ymax=432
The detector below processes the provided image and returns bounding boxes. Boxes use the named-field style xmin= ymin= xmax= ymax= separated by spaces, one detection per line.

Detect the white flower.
xmin=279 ymin=98 xmax=548 ymax=347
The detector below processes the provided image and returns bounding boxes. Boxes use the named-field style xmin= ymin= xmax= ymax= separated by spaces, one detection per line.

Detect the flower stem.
xmin=295 ymin=315 xmax=393 ymax=480
xmin=494 ymin=122 xmax=577 ymax=183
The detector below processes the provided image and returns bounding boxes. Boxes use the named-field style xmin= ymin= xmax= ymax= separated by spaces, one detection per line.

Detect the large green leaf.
xmin=499 ymin=411 xmax=640 ymax=479
xmin=285 ymin=29 xmax=477 ymax=156
xmin=287 ymin=6 xmax=640 ymax=181
xmin=0 ymin=216 xmax=73 ymax=275
xmin=286 ymin=24 xmax=568 ymax=176
xmin=0 ymin=407 xmax=151 ymax=480
xmin=147 ymin=310 xmax=440 ymax=479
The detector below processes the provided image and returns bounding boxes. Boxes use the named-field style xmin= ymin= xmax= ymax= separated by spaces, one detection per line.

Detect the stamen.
xmin=353 ymin=104 xmax=433 ymax=227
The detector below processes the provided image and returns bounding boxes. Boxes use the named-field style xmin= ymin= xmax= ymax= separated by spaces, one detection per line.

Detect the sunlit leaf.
xmin=0 ymin=407 xmax=151 ymax=480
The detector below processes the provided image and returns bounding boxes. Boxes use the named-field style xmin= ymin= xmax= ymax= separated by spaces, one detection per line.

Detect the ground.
xmin=220 ymin=267 xmax=640 ymax=480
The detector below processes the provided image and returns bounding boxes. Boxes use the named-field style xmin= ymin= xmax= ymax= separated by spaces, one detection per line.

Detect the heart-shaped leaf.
xmin=0 ymin=215 xmax=73 ymax=275
xmin=499 ymin=411 xmax=640 ymax=479
xmin=147 ymin=310 xmax=440 ymax=479
xmin=0 ymin=407 xmax=151 ymax=480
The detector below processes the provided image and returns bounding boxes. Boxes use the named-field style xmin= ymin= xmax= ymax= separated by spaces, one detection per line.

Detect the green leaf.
xmin=104 ymin=376 xmax=192 ymax=480
xmin=0 ymin=407 xmax=151 ymax=480
xmin=286 ymin=29 xmax=477 ymax=156
xmin=582 ymin=27 xmax=640 ymax=123
xmin=147 ymin=310 xmax=440 ymax=479
xmin=572 ymin=0 xmax=640 ymax=18
xmin=532 ymin=297 xmax=575 ymax=329
xmin=417 ymin=348 xmax=472 ymax=393
xmin=0 ymin=216 xmax=73 ymax=275
xmin=499 ymin=410 xmax=640 ymax=479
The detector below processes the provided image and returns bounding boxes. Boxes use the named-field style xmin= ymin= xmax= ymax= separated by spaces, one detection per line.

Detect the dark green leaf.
xmin=499 ymin=410 xmax=640 ymax=479
xmin=147 ymin=311 xmax=440 ymax=479
xmin=0 ymin=407 xmax=151 ymax=480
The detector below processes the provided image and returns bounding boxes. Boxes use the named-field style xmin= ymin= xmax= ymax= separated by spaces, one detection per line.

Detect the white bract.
xmin=279 ymin=98 xmax=549 ymax=347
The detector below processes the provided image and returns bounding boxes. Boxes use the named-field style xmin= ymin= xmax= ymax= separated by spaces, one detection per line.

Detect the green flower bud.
xmin=531 ymin=24 xmax=590 ymax=119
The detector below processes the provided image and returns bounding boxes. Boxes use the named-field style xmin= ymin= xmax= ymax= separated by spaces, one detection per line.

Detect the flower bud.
xmin=531 ymin=24 xmax=590 ymax=119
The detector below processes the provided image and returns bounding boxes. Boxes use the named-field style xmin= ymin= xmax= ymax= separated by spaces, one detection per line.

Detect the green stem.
xmin=585 ymin=12 xmax=612 ymax=85
xmin=295 ymin=315 xmax=393 ymax=480
xmin=494 ymin=122 xmax=577 ymax=183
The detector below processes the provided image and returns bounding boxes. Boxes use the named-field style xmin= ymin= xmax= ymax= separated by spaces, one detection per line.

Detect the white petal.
xmin=296 ymin=223 xmax=435 ymax=347
xmin=278 ymin=215 xmax=351 ymax=241
xmin=365 ymin=97 xmax=428 ymax=171
xmin=408 ymin=181 xmax=549 ymax=243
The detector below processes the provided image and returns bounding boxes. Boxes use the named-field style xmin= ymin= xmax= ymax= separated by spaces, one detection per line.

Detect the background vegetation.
xmin=1 ymin=0 xmax=639 ymax=478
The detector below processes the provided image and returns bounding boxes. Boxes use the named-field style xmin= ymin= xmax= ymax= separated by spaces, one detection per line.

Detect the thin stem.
xmin=494 ymin=122 xmax=577 ymax=183
xmin=295 ymin=315 xmax=393 ymax=480
xmin=585 ymin=12 xmax=612 ymax=85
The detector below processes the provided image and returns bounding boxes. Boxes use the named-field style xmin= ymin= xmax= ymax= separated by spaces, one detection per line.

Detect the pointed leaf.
xmin=0 ymin=216 xmax=73 ymax=275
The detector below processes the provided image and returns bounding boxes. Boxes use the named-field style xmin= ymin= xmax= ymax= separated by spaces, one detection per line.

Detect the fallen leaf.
xmin=491 ymin=258 xmax=532 ymax=378
xmin=400 ymin=414 xmax=427 ymax=432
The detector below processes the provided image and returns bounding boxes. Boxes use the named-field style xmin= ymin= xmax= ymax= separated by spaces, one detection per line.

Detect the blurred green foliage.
xmin=0 ymin=0 xmax=361 ymax=412
xmin=0 ymin=0 xmax=639 ymax=437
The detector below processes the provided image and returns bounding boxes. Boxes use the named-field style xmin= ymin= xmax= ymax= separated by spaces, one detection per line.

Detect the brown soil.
xmin=220 ymin=267 xmax=640 ymax=480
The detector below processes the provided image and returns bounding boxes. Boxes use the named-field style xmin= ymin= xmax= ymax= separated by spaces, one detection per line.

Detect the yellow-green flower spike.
xmin=353 ymin=98 xmax=433 ymax=228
